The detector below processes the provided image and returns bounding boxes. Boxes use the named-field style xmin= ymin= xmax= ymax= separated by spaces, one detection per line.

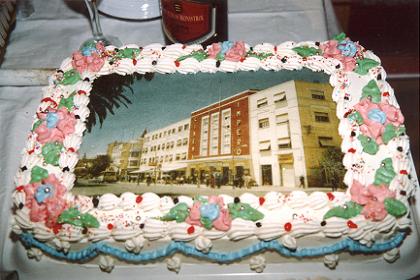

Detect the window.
xmin=258 ymin=118 xmax=270 ymax=129
xmin=184 ymin=123 xmax=189 ymax=130
xmin=318 ymin=136 xmax=334 ymax=147
xmin=311 ymin=89 xmax=325 ymax=100
xmin=210 ymin=112 xmax=219 ymax=155
xmin=259 ymin=141 xmax=271 ymax=151
xmin=221 ymin=109 xmax=231 ymax=154
xmin=275 ymin=113 xmax=288 ymax=125
xmin=177 ymin=139 xmax=182 ymax=146
xmin=200 ymin=116 xmax=209 ymax=156
xmin=131 ymin=151 xmax=140 ymax=157
xmin=315 ymin=112 xmax=330 ymax=123
xmin=274 ymin=92 xmax=287 ymax=108
xmin=182 ymin=138 xmax=188 ymax=145
xmin=257 ymin=98 xmax=268 ymax=108
xmin=178 ymin=126 xmax=182 ymax=132
xmin=277 ymin=138 xmax=291 ymax=149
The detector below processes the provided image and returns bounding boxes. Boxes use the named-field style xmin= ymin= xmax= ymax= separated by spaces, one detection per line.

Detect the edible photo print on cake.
xmin=73 ymin=70 xmax=344 ymax=197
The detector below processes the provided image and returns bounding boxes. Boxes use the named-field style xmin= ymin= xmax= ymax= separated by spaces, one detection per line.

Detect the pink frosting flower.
xmin=212 ymin=208 xmax=232 ymax=231
xmin=207 ymin=43 xmax=222 ymax=59
xmin=34 ymin=124 xmax=65 ymax=145
xmin=350 ymin=180 xmax=371 ymax=205
xmin=185 ymin=196 xmax=232 ymax=231
xmin=354 ymin=99 xmax=384 ymax=143
xmin=71 ymin=43 xmax=105 ymax=74
xmin=320 ymin=40 xmax=356 ymax=71
xmin=185 ymin=201 xmax=203 ymax=227
xmin=379 ymin=102 xmax=405 ymax=127
xmin=320 ymin=40 xmax=341 ymax=58
xmin=353 ymin=99 xmax=405 ymax=144
xmin=361 ymin=200 xmax=388 ymax=221
xmin=23 ymin=174 xmax=68 ymax=228
xmin=350 ymin=180 xmax=395 ymax=221
xmin=35 ymin=107 xmax=76 ymax=144
xmin=225 ymin=41 xmax=246 ymax=62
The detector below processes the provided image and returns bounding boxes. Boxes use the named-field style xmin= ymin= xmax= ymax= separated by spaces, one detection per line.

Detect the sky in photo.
xmin=79 ymin=69 xmax=330 ymax=157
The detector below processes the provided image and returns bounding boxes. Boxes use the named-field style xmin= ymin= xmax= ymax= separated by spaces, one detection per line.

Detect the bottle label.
xmin=162 ymin=0 xmax=215 ymax=44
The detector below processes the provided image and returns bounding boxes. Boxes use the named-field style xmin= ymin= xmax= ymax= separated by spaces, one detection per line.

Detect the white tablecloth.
xmin=2 ymin=1 xmax=418 ymax=279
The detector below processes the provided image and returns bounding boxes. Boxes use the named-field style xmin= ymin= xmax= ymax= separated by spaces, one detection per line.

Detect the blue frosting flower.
xmin=368 ymin=108 xmax=386 ymax=124
xmin=46 ymin=112 xmax=59 ymax=128
xmin=220 ymin=41 xmax=234 ymax=55
xmin=200 ymin=203 xmax=220 ymax=221
xmin=81 ymin=46 xmax=97 ymax=57
xmin=34 ymin=184 xmax=54 ymax=204
xmin=338 ymin=40 xmax=357 ymax=57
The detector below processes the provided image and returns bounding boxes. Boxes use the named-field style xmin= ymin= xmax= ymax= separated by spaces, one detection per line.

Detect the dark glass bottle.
xmin=161 ymin=0 xmax=228 ymax=47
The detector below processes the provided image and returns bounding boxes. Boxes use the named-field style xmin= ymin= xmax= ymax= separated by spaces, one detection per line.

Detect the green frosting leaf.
xmin=160 ymin=202 xmax=189 ymax=223
xmin=80 ymin=213 xmax=100 ymax=228
xmin=58 ymin=207 xmax=100 ymax=228
xmin=30 ymin=166 xmax=49 ymax=183
xmin=348 ymin=111 xmax=364 ymax=125
xmin=354 ymin=58 xmax=380 ymax=75
xmin=374 ymin=158 xmax=396 ymax=186
xmin=200 ymin=217 xmax=213 ymax=230
xmin=58 ymin=93 xmax=75 ymax=111
xmin=358 ymin=134 xmax=379 ymax=155
xmin=384 ymin=198 xmax=407 ymax=217
xmin=246 ymin=51 xmax=274 ymax=60
xmin=292 ymin=46 xmax=321 ymax=57
xmin=61 ymin=69 xmax=81 ymax=85
xmin=115 ymin=48 xmax=140 ymax=59
xmin=382 ymin=124 xmax=406 ymax=145
xmin=361 ymin=80 xmax=381 ymax=103
xmin=178 ymin=50 xmax=208 ymax=62
xmin=228 ymin=202 xmax=264 ymax=221
xmin=323 ymin=201 xmax=363 ymax=220
xmin=32 ymin=119 xmax=43 ymax=131
xmin=333 ymin=32 xmax=347 ymax=41
xmin=41 ymin=142 xmax=63 ymax=166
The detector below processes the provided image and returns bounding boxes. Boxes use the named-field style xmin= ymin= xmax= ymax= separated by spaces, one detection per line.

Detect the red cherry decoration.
xmin=107 ymin=223 xmax=114 ymax=230
xmin=16 ymin=186 xmax=24 ymax=192
xmin=327 ymin=192 xmax=335 ymax=201
xmin=27 ymin=149 xmax=34 ymax=155
xmin=400 ymin=170 xmax=408 ymax=175
xmin=174 ymin=60 xmax=180 ymax=67
xmin=347 ymin=220 xmax=358 ymax=229
xmin=284 ymin=222 xmax=292 ymax=232
xmin=68 ymin=147 xmax=75 ymax=153
xmin=347 ymin=148 xmax=356 ymax=153
xmin=136 ymin=195 xmax=143 ymax=204
xmin=187 ymin=225 xmax=195 ymax=235
xmin=132 ymin=59 xmax=137 ymax=65
xmin=78 ymin=90 xmax=87 ymax=95
xmin=259 ymin=197 xmax=266 ymax=206
xmin=382 ymin=92 xmax=390 ymax=97
xmin=52 ymin=223 xmax=62 ymax=235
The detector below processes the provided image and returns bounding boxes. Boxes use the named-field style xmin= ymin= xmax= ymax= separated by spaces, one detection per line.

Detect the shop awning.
xmin=130 ymin=166 xmax=154 ymax=174
xmin=161 ymin=163 xmax=187 ymax=172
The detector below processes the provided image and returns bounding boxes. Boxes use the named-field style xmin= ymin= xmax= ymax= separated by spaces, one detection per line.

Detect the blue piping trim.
xmin=19 ymin=232 xmax=406 ymax=263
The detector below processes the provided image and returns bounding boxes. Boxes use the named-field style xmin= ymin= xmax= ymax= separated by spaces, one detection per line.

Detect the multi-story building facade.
xmin=187 ymin=90 xmax=256 ymax=184
xmin=248 ymin=80 xmax=339 ymax=188
xmin=139 ymin=118 xmax=190 ymax=180
xmin=107 ymin=133 xmax=145 ymax=180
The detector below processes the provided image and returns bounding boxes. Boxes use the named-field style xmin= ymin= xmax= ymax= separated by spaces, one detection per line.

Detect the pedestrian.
xmin=146 ymin=175 xmax=152 ymax=186
xmin=195 ymin=171 xmax=200 ymax=188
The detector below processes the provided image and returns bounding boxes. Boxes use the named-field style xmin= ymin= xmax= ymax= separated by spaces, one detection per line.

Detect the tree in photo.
xmin=89 ymin=154 xmax=111 ymax=178
xmin=318 ymin=147 xmax=346 ymax=190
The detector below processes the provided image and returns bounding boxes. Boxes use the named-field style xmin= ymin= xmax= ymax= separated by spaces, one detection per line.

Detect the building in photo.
xmin=186 ymin=90 xmax=257 ymax=186
xmin=107 ymin=133 xmax=145 ymax=180
xmin=248 ymin=80 xmax=340 ymax=188
xmin=138 ymin=118 xmax=190 ymax=182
